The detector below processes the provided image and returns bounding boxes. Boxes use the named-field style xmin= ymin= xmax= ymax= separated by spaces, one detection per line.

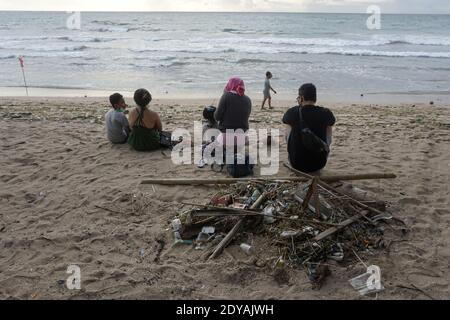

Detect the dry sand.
xmin=0 ymin=97 xmax=449 ymax=300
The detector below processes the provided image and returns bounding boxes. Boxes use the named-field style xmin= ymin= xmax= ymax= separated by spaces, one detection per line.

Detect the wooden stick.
xmin=313 ymin=210 xmax=371 ymax=242
xmin=208 ymin=219 xmax=244 ymax=261
xmin=286 ymin=163 xmax=392 ymax=241
xmin=208 ymin=193 xmax=267 ymax=261
xmin=302 ymin=177 xmax=318 ymax=211
xmin=185 ymin=205 xmax=295 ymax=221
xmin=282 ymin=163 xmax=397 ymax=182
xmin=314 ymin=187 xmax=321 ymax=219
xmin=192 ymin=217 xmax=217 ymax=226
xmin=396 ymin=284 xmax=435 ymax=300
xmin=352 ymin=249 xmax=369 ymax=269
xmin=94 ymin=205 xmax=125 ymax=215
xmin=321 ymin=173 xmax=397 ymax=182
xmin=192 ymin=210 xmax=257 ymax=217
xmin=141 ymin=170 xmax=397 ymax=186
xmin=293 ymin=194 xmax=317 ymax=214
xmin=141 ymin=177 xmax=308 ymax=185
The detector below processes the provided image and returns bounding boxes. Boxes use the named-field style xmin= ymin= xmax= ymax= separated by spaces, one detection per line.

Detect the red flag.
xmin=18 ymin=56 xmax=24 ymax=68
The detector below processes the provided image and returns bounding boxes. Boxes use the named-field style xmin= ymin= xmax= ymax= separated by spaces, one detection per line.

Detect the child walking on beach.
xmin=261 ymin=71 xmax=277 ymax=110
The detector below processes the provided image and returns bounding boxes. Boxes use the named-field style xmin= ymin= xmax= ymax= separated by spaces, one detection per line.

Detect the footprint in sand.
xmin=398 ymin=197 xmax=422 ymax=206
xmin=1 ymin=174 xmax=22 ymax=184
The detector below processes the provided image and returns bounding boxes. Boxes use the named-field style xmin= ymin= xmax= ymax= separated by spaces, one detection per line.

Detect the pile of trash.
xmin=170 ymin=177 xmax=400 ymax=290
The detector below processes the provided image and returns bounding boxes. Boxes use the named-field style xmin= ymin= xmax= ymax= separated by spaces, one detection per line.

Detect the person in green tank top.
xmin=128 ymin=88 xmax=162 ymax=152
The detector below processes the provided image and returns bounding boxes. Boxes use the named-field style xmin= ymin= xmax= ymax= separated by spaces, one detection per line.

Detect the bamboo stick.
xmin=140 ymin=172 xmax=396 ymax=186
xmin=208 ymin=193 xmax=267 ymax=261
xmin=313 ymin=210 xmax=371 ymax=242
xmin=141 ymin=177 xmax=308 ymax=185
xmin=301 ymin=177 xmax=319 ymax=211
xmin=184 ymin=203 xmax=294 ymax=221
xmin=321 ymin=173 xmax=397 ymax=182
xmin=283 ymin=163 xmax=396 ymax=182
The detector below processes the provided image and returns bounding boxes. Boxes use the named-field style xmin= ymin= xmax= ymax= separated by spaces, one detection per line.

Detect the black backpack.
xmin=298 ymin=107 xmax=330 ymax=155
xmin=226 ymin=153 xmax=254 ymax=178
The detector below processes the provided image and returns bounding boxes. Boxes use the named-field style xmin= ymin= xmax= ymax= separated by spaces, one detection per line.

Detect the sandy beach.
xmin=0 ymin=96 xmax=449 ymax=300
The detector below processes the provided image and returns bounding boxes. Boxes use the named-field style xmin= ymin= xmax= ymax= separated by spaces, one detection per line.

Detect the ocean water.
xmin=1 ymin=11 xmax=450 ymax=101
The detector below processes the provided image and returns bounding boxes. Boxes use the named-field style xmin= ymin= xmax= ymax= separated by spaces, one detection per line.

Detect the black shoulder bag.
xmin=298 ymin=107 xmax=330 ymax=155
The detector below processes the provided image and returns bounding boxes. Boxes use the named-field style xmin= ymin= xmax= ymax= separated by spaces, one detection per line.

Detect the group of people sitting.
xmin=105 ymin=77 xmax=335 ymax=174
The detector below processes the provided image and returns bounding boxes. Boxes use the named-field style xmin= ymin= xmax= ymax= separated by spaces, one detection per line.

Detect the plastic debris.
xmin=231 ymin=203 xmax=246 ymax=210
xmin=327 ymin=243 xmax=344 ymax=262
xmin=263 ymin=205 xmax=276 ymax=224
xmin=240 ymin=243 xmax=254 ymax=255
xmin=350 ymin=269 xmax=385 ymax=296
xmin=307 ymin=262 xmax=331 ymax=289
xmin=175 ymin=239 xmax=193 ymax=245
xmin=195 ymin=229 xmax=214 ymax=250
xmin=274 ymin=256 xmax=286 ymax=269
xmin=171 ymin=218 xmax=182 ymax=241
xmin=197 ymin=159 xmax=206 ymax=168
xmin=171 ymin=218 xmax=182 ymax=231
xmin=245 ymin=189 xmax=261 ymax=207
xmin=211 ymin=195 xmax=232 ymax=206
xmin=202 ymin=226 xmax=215 ymax=235
xmin=302 ymin=226 xmax=319 ymax=237
xmin=280 ymin=230 xmax=301 ymax=239
xmin=168 ymin=177 xmax=399 ymax=291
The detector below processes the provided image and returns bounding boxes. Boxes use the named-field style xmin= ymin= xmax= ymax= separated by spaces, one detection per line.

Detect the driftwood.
xmin=207 ymin=193 xmax=267 ymax=261
xmin=142 ymin=177 xmax=308 ymax=185
xmin=192 ymin=210 xmax=258 ymax=217
xmin=140 ymin=172 xmax=397 ymax=186
xmin=283 ymin=163 xmax=396 ymax=182
xmin=284 ymin=163 xmax=394 ymax=218
xmin=285 ymin=163 xmax=400 ymax=242
xmin=313 ymin=210 xmax=371 ymax=242
xmin=293 ymin=190 xmax=376 ymax=242
xmin=301 ymin=177 xmax=319 ymax=212
xmin=321 ymin=173 xmax=397 ymax=182
xmin=184 ymin=203 xmax=295 ymax=221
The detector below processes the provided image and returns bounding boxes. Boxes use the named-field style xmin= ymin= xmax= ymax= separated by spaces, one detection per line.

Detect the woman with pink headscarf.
xmin=214 ymin=76 xmax=252 ymax=132
xmin=212 ymin=76 xmax=252 ymax=149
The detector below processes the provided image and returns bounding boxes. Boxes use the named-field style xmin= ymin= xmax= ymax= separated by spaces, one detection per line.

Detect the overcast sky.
xmin=0 ymin=0 xmax=449 ymax=14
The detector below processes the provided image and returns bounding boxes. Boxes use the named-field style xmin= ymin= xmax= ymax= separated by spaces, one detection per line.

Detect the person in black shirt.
xmin=282 ymin=83 xmax=336 ymax=173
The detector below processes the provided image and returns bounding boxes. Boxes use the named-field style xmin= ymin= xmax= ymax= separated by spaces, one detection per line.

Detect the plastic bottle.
xmin=245 ymin=189 xmax=261 ymax=207
xmin=172 ymin=219 xmax=182 ymax=240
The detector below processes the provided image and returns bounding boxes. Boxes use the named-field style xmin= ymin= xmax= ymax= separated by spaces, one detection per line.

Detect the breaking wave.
xmin=90 ymin=27 xmax=131 ymax=33
xmin=91 ymin=20 xmax=131 ymax=26
xmin=0 ymin=54 xmax=15 ymax=60
xmin=255 ymin=36 xmax=450 ymax=47
xmin=55 ymin=36 xmax=115 ymax=43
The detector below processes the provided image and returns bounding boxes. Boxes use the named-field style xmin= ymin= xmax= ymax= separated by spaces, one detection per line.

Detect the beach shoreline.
xmin=0 ymin=97 xmax=449 ymax=300
xmin=2 ymin=88 xmax=450 ymax=105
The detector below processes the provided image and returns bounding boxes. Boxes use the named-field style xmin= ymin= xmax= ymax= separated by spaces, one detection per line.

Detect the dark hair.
xmin=299 ymin=83 xmax=317 ymax=102
xmin=109 ymin=93 xmax=123 ymax=108
xmin=266 ymin=71 xmax=272 ymax=78
xmin=134 ymin=88 xmax=152 ymax=108
xmin=203 ymin=106 xmax=216 ymax=122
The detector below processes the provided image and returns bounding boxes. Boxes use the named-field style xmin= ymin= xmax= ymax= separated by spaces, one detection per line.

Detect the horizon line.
xmin=1 ymin=10 xmax=450 ymax=15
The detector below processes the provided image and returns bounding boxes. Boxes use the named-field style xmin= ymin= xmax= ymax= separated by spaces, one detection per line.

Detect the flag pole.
xmin=18 ymin=56 xmax=29 ymax=96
